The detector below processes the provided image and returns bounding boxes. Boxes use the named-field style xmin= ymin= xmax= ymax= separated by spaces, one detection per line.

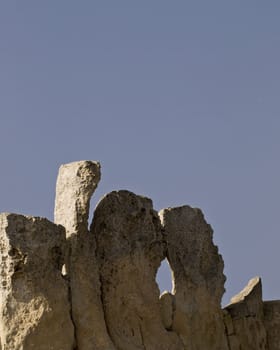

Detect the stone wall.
xmin=0 ymin=160 xmax=278 ymax=350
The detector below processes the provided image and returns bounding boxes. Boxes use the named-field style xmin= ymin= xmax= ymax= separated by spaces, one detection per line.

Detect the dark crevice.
xmin=64 ymin=239 xmax=78 ymax=350
xmin=67 ymin=277 xmax=78 ymax=350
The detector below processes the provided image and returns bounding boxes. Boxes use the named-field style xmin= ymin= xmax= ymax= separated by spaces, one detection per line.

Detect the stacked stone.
xmin=0 ymin=160 xmax=278 ymax=350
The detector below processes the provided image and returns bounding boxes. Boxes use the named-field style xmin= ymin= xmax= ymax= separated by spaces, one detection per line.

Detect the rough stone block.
xmin=0 ymin=213 xmax=75 ymax=350
xmin=225 ymin=277 xmax=267 ymax=350
xmin=159 ymin=291 xmax=174 ymax=330
xmin=91 ymin=191 xmax=183 ymax=350
xmin=159 ymin=206 xmax=229 ymax=350
xmin=54 ymin=160 xmax=101 ymax=237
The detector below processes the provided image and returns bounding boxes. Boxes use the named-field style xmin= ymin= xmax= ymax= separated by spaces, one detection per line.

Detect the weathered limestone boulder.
xmin=0 ymin=213 xmax=74 ymax=350
xmin=264 ymin=300 xmax=280 ymax=350
xmin=159 ymin=291 xmax=175 ymax=331
xmin=54 ymin=161 xmax=115 ymax=350
xmin=91 ymin=191 xmax=183 ymax=350
xmin=159 ymin=206 xmax=229 ymax=350
xmin=224 ymin=277 xmax=267 ymax=350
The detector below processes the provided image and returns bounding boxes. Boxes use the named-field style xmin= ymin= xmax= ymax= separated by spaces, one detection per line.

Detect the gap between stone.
xmin=156 ymin=258 xmax=174 ymax=295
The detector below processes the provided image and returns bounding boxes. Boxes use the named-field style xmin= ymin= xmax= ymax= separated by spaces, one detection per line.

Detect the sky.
xmin=0 ymin=1 xmax=279 ymax=305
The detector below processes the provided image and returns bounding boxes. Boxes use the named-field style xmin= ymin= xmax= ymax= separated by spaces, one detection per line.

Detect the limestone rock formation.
xmin=224 ymin=277 xmax=267 ymax=350
xmin=0 ymin=213 xmax=74 ymax=350
xmin=159 ymin=206 xmax=229 ymax=350
xmin=0 ymin=160 xmax=279 ymax=349
xmin=54 ymin=161 xmax=115 ymax=350
xmin=91 ymin=191 xmax=183 ymax=350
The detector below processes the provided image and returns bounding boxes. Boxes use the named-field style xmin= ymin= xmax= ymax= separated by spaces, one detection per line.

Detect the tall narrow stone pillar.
xmin=54 ymin=161 xmax=115 ymax=350
xmin=0 ymin=213 xmax=75 ymax=350
xmin=159 ymin=206 xmax=229 ymax=350
xmin=91 ymin=191 xmax=183 ymax=350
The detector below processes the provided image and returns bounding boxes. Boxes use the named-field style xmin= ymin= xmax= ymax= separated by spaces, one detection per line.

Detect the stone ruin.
xmin=0 ymin=160 xmax=279 ymax=350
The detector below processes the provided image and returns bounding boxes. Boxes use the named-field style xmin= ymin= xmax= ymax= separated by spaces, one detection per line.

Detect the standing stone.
xmin=0 ymin=213 xmax=75 ymax=350
xmin=224 ymin=277 xmax=267 ymax=350
xmin=91 ymin=191 xmax=183 ymax=350
xmin=54 ymin=160 xmax=101 ymax=237
xmin=159 ymin=206 xmax=229 ymax=350
xmin=54 ymin=161 xmax=115 ymax=350
xmin=264 ymin=300 xmax=280 ymax=350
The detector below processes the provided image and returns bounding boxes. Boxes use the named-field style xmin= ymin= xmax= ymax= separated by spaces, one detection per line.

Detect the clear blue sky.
xmin=1 ymin=1 xmax=279 ymax=304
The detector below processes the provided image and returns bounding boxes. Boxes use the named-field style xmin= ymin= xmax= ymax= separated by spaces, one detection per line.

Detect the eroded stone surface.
xmin=264 ymin=301 xmax=280 ymax=350
xmin=159 ymin=292 xmax=174 ymax=331
xmin=1 ymin=160 xmax=280 ymax=350
xmin=0 ymin=213 xmax=74 ymax=350
xmin=159 ymin=206 xmax=229 ymax=350
xmin=54 ymin=160 xmax=101 ymax=237
xmin=54 ymin=161 xmax=115 ymax=350
xmin=224 ymin=277 xmax=267 ymax=350
xmin=91 ymin=191 xmax=183 ymax=350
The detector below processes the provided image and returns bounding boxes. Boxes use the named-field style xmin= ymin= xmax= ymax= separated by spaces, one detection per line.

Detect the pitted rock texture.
xmin=91 ymin=191 xmax=183 ymax=350
xmin=159 ymin=206 xmax=229 ymax=350
xmin=54 ymin=160 xmax=101 ymax=237
xmin=264 ymin=301 xmax=280 ymax=350
xmin=0 ymin=213 xmax=74 ymax=350
xmin=0 ymin=160 xmax=279 ymax=350
xmin=224 ymin=277 xmax=267 ymax=350
xmin=54 ymin=161 xmax=115 ymax=350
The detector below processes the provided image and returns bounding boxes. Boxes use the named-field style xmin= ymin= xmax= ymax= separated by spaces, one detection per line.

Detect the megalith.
xmin=54 ymin=161 xmax=115 ymax=350
xmin=1 ymin=159 xmax=280 ymax=349
xmin=224 ymin=277 xmax=267 ymax=350
xmin=0 ymin=213 xmax=75 ymax=350
xmin=159 ymin=206 xmax=229 ymax=350
xmin=91 ymin=190 xmax=183 ymax=350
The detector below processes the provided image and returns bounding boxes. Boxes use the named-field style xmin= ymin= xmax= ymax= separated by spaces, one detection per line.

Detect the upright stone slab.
xmin=264 ymin=300 xmax=280 ymax=350
xmin=91 ymin=191 xmax=183 ymax=350
xmin=0 ymin=213 xmax=75 ymax=350
xmin=159 ymin=206 xmax=229 ymax=350
xmin=224 ymin=277 xmax=267 ymax=350
xmin=54 ymin=161 xmax=115 ymax=350
xmin=54 ymin=160 xmax=101 ymax=236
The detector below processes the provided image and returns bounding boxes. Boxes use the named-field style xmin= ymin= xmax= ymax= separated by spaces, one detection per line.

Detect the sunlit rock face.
xmin=159 ymin=206 xmax=229 ymax=350
xmin=0 ymin=213 xmax=75 ymax=350
xmin=91 ymin=190 xmax=183 ymax=350
xmin=0 ymin=160 xmax=279 ymax=350
xmin=54 ymin=161 xmax=115 ymax=350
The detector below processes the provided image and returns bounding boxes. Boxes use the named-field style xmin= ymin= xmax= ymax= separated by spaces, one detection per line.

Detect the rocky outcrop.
xmin=91 ymin=191 xmax=183 ymax=350
xmin=224 ymin=277 xmax=267 ymax=350
xmin=0 ymin=213 xmax=74 ymax=350
xmin=0 ymin=160 xmax=279 ymax=349
xmin=54 ymin=161 xmax=115 ymax=350
xmin=159 ymin=206 xmax=229 ymax=350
